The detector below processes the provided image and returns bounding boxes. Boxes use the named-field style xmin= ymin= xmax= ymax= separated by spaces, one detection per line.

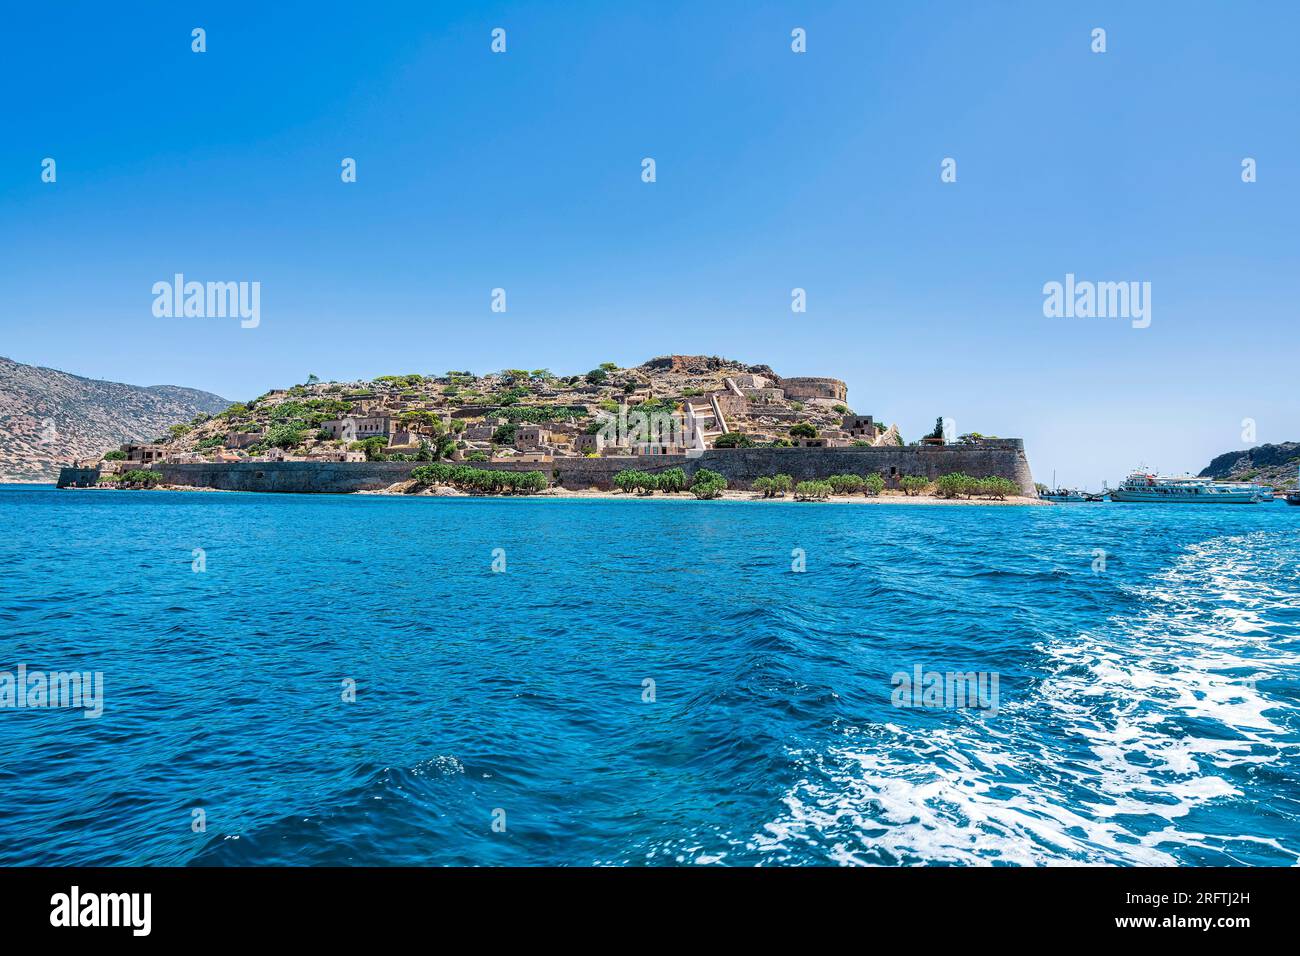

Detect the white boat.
xmin=1109 ymin=472 xmax=1262 ymax=503
xmin=1221 ymin=481 xmax=1274 ymax=501
xmin=1040 ymin=489 xmax=1087 ymax=502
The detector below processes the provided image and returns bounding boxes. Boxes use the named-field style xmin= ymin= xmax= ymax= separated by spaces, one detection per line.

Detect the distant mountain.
xmin=1199 ymin=442 xmax=1300 ymax=490
xmin=0 ymin=356 xmax=231 ymax=482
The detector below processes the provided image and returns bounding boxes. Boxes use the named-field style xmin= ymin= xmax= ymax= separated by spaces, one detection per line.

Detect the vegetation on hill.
xmin=131 ymin=355 xmax=873 ymax=467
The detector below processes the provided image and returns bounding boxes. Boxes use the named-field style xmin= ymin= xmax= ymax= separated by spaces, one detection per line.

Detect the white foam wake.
xmin=753 ymin=532 xmax=1300 ymax=866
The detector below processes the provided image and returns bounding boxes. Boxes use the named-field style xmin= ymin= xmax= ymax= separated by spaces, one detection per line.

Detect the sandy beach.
xmin=68 ymin=481 xmax=1050 ymax=505
xmin=360 ymin=482 xmax=1051 ymax=505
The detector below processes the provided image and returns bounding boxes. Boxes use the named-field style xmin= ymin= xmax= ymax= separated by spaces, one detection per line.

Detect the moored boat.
xmin=1040 ymin=488 xmax=1087 ymax=502
xmin=1110 ymin=472 xmax=1262 ymax=504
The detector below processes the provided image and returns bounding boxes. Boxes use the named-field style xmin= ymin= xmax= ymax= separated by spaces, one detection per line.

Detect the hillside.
xmin=0 ymin=357 xmax=231 ymax=482
xmin=1199 ymin=442 xmax=1300 ymax=489
xmin=112 ymin=355 xmax=888 ymax=469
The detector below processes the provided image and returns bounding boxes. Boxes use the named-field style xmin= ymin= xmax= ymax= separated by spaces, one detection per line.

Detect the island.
xmin=57 ymin=355 xmax=1038 ymax=501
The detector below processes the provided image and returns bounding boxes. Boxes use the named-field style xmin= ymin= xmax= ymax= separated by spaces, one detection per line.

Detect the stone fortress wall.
xmin=774 ymin=377 xmax=848 ymax=402
xmin=65 ymin=440 xmax=1034 ymax=496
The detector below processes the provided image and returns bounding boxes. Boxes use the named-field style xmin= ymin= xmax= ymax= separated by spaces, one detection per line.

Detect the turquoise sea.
xmin=1 ymin=484 xmax=1297 ymax=866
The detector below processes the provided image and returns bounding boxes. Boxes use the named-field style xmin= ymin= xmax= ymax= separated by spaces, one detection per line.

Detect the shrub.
xmin=349 ymin=436 xmax=389 ymax=461
xmin=412 ymin=463 xmax=547 ymax=495
xmin=690 ymin=468 xmax=727 ymax=499
xmin=411 ymin=463 xmax=454 ymax=486
xmin=753 ymin=474 xmax=792 ymax=498
xmin=863 ymin=472 xmax=885 ymax=496
xmin=935 ymin=472 xmax=975 ymax=499
xmin=265 ymin=422 xmax=307 ymax=450
xmin=612 ymin=469 xmax=664 ymax=494
xmin=827 ymin=474 xmax=865 ymax=495
xmin=899 ymin=475 xmax=929 ymax=496
xmin=119 ymin=469 xmax=161 ymax=488
xmin=789 ymin=422 xmax=818 ymax=439
xmin=713 ymin=432 xmax=755 ymax=448
xmin=102 ymin=450 xmax=127 ymax=461
xmin=659 ymin=467 xmax=686 ymax=493
xmin=974 ymin=476 xmax=1018 ymax=500
xmin=465 ymin=451 xmax=489 ymax=462
xmin=794 ymin=480 xmax=831 ymax=501
xmin=613 ymin=469 xmax=639 ymax=493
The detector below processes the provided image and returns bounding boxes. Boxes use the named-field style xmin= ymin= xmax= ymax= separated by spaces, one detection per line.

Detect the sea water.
xmin=1 ymin=485 xmax=1297 ymax=866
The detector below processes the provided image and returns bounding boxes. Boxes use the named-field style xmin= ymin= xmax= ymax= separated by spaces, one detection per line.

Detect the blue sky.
xmin=2 ymin=1 xmax=1296 ymax=488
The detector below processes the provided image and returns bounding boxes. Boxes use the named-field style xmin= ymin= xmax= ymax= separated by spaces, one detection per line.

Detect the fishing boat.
xmin=1110 ymin=472 xmax=1262 ymax=504
xmin=1038 ymin=470 xmax=1091 ymax=502
xmin=1040 ymin=489 xmax=1087 ymax=502
xmin=1287 ymin=490 xmax=1300 ymax=506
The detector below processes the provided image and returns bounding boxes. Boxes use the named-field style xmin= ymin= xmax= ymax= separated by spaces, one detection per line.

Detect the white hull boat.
xmin=1110 ymin=472 xmax=1262 ymax=503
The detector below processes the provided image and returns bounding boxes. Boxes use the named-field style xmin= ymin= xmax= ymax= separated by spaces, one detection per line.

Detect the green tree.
xmin=659 ymin=467 xmax=686 ymax=493
xmin=935 ymin=472 xmax=975 ymax=499
xmin=713 ymin=432 xmax=755 ymax=448
xmin=754 ymin=474 xmax=792 ymax=498
xmin=899 ymin=475 xmax=929 ymax=496
xmin=119 ymin=469 xmax=162 ymax=488
xmin=351 ymin=436 xmax=389 ymax=461
xmin=789 ymin=422 xmax=818 ymax=439
xmin=265 ymin=423 xmax=306 ymax=450
xmin=794 ymin=480 xmax=832 ymax=501
xmin=827 ymin=474 xmax=865 ymax=495
xmin=690 ymin=469 xmax=727 ymax=499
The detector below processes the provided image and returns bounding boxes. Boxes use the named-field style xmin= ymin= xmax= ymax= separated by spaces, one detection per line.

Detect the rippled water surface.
xmin=1 ymin=484 xmax=1297 ymax=866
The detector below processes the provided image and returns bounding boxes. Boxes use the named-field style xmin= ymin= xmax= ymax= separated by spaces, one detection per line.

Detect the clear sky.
xmin=2 ymin=1 xmax=1296 ymax=488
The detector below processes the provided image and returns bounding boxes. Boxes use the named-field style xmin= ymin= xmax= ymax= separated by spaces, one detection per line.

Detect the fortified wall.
xmin=55 ymin=467 xmax=102 ymax=488
xmin=775 ymin=377 xmax=848 ymax=402
xmin=83 ymin=440 xmax=1034 ymax=496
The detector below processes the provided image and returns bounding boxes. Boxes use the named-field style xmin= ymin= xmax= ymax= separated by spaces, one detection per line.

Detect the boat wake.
xmin=753 ymin=531 xmax=1300 ymax=865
